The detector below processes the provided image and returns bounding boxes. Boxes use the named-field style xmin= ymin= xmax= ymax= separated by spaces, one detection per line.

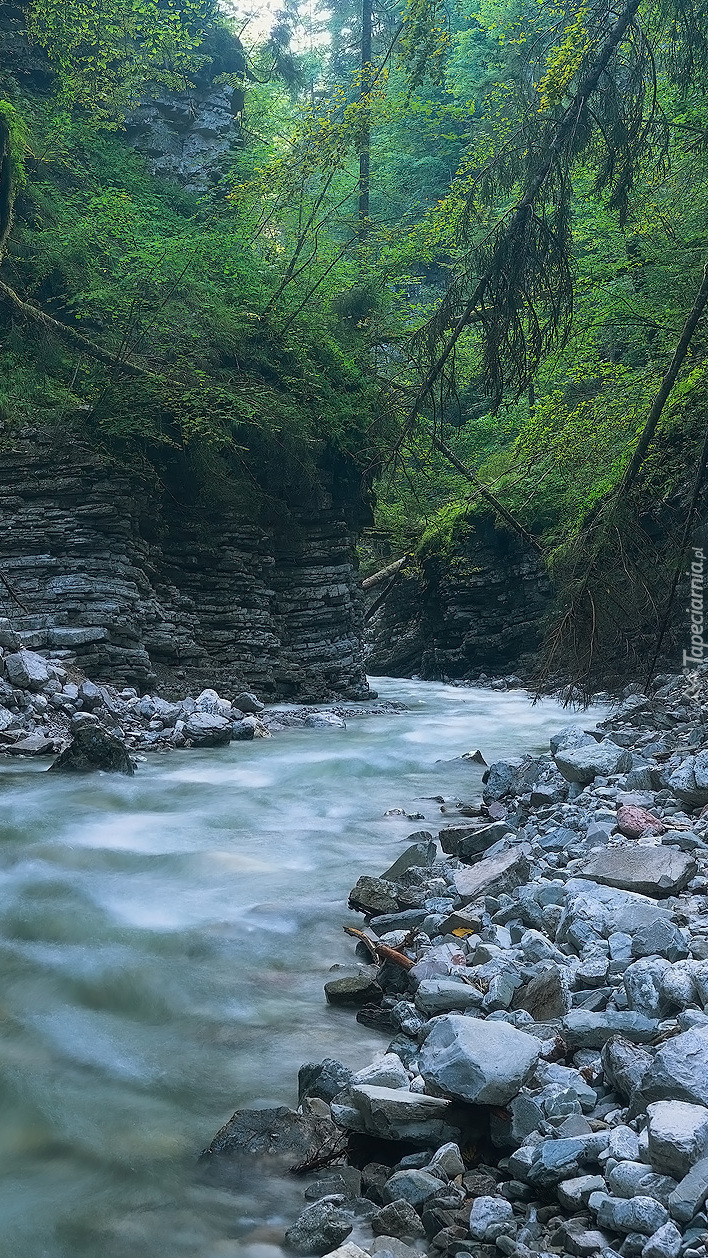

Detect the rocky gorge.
xmin=198 ymin=665 xmax=708 ymax=1258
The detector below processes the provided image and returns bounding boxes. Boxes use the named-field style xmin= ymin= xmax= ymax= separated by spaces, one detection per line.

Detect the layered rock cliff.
xmin=0 ymin=428 xmax=370 ymax=700
xmin=365 ymin=513 xmax=553 ymax=680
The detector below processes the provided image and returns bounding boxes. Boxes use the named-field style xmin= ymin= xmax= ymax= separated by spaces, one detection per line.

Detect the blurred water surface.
xmin=0 ymin=678 xmax=597 ymax=1257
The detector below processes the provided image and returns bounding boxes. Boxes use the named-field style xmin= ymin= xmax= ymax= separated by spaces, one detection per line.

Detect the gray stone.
xmin=349 ymin=876 xmax=399 ymax=917
xmin=609 ymin=1127 xmax=641 ymax=1162
xmin=527 ymin=1134 xmax=609 ymax=1187
xmin=332 ymin=1085 xmax=458 ymax=1145
xmin=351 ymin=1055 xmax=409 ymax=1090
xmin=454 ymin=849 xmax=530 ymax=905
xmin=483 ymin=759 xmax=524 ymax=801
xmin=554 ymin=741 xmax=632 ymax=784
xmin=646 ymin=1101 xmax=708 ymax=1178
xmin=203 ymin=1104 xmax=338 ymax=1160
xmin=183 ymin=712 xmax=232 ymax=746
xmin=631 ymin=920 xmax=689 ymax=962
xmin=383 ymin=1169 xmax=441 ymax=1207
xmin=550 ymin=727 xmax=597 ymax=755
xmin=414 ymin=978 xmax=484 ymax=1016
xmin=48 ymin=725 xmax=134 ymax=775
xmin=370 ymin=1239 xmax=419 ymax=1258
xmin=513 ymin=966 xmax=571 ymax=1021
xmin=668 ymin=1155 xmax=708 ymax=1223
xmin=304 ymin=712 xmax=346 ymax=729
xmin=557 ymin=1175 xmax=608 ymax=1210
xmin=325 ymin=973 xmax=381 ymax=1005
xmin=624 ymin=958 xmax=671 ymax=1018
xmin=560 ymin=1010 xmax=659 ymax=1048
xmin=439 ymin=821 xmax=511 ymax=859
xmin=371 ymin=1199 xmax=425 ymax=1240
xmin=607 ymin=1162 xmax=678 ymax=1207
xmin=601 ymin=1037 xmax=653 ymax=1099
xmin=418 ymin=1013 xmax=539 ymax=1105
xmin=428 ymin=1142 xmax=465 ymax=1179
xmin=4 ymin=649 xmax=50 ymax=691
xmin=232 ymin=690 xmax=265 ymax=713
xmin=563 ymin=1220 xmax=612 ymax=1257
xmin=468 ymin=1195 xmax=514 ymax=1241
xmin=642 ymin=1028 xmax=708 ymax=1106
xmin=534 ymin=1061 xmax=598 ymax=1112
xmin=7 ymin=733 xmax=54 ymax=755
xmin=299 ymin=1059 xmax=354 ymax=1105
xmin=668 ymin=752 xmax=708 ymax=809
xmin=579 ymin=847 xmax=696 ymax=898
xmin=284 ymin=1199 xmax=353 ymax=1254
xmin=381 ymin=842 xmax=436 ymax=882
xmin=593 ymin=1195 xmax=669 ymax=1236
xmin=641 ymin=1222 xmax=682 ymax=1258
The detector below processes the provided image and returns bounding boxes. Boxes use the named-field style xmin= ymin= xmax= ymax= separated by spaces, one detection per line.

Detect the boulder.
xmin=642 ymin=1222 xmax=682 ymax=1258
xmin=383 ymin=1169 xmax=442 ymax=1207
xmin=482 ymin=758 xmax=524 ymax=801
xmin=454 ymin=848 xmax=530 ymax=904
xmin=631 ymin=919 xmax=689 ymax=962
xmin=601 ymin=1037 xmax=653 ymax=1099
xmin=348 ymin=876 xmax=399 ymax=917
xmin=371 ymin=1200 xmax=426 ymax=1240
xmin=513 ymin=966 xmax=571 ymax=1021
xmin=414 ymin=978 xmax=484 ymax=1016
xmin=202 ymin=1104 xmax=338 ymax=1161
xmin=232 ymin=690 xmax=265 ymax=713
xmin=560 ymin=1010 xmax=659 ymax=1048
xmin=554 ymin=741 xmax=631 ymax=784
xmin=668 ymin=751 xmax=708 ymax=809
xmin=578 ymin=847 xmax=696 ymax=898
xmin=324 ymin=973 xmax=381 ymax=1005
xmin=646 ymin=1101 xmax=708 ymax=1177
xmin=5 ymin=649 xmax=50 ymax=691
xmin=183 ymin=712 xmax=232 ymax=746
xmin=48 ymin=725 xmax=135 ymax=775
xmin=284 ymin=1199 xmax=353 ymax=1254
xmin=527 ymin=1134 xmax=610 ymax=1187
xmin=607 ymin=1162 xmax=678 ymax=1206
xmin=418 ymin=1013 xmax=539 ymax=1105
xmin=642 ymin=1027 xmax=708 ymax=1106
xmin=550 ymin=727 xmax=597 ymax=755
xmin=304 ymin=712 xmax=346 ymax=729
xmin=438 ymin=821 xmax=510 ymax=859
xmin=668 ymin=1155 xmax=708 ymax=1223
xmin=468 ymin=1196 xmax=514 ymax=1241
xmin=351 ymin=1055 xmax=409 ymax=1090
xmin=7 ymin=734 xmax=54 ymax=755
xmin=592 ymin=1194 xmax=669 ymax=1236
xmin=381 ymin=842 xmax=436 ymax=882
xmin=298 ymin=1059 xmax=354 ymax=1105
xmin=616 ymin=804 xmax=665 ymax=837
xmin=331 ymin=1085 xmax=459 ymax=1145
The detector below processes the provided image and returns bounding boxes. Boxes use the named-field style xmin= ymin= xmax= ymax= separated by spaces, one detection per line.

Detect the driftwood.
xmin=343 ymin=925 xmax=415 ymax=970
xmin=289 ymin=1136 xmax=348 ymax=1175
xmin=362 ymin=557 xmax=408 ymax=590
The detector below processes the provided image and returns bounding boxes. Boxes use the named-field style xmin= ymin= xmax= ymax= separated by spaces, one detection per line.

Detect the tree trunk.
xmin=358 ymin=0 xmax=372 ymax=245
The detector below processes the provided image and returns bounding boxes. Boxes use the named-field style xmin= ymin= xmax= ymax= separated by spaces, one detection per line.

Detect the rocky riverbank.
xmin=201 ymin=666 xmax=708 ymax=1258
xmin=0 ymin=644 xmax=405 ymax=769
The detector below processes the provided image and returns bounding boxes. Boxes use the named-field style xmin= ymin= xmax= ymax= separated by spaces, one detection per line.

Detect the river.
xmin=0 ymin=677 xmax=597 ymax=1257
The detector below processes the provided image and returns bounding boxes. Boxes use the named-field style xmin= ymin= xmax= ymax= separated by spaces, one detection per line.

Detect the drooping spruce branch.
xmin=403 ymin=0 xmax=644 ymax=428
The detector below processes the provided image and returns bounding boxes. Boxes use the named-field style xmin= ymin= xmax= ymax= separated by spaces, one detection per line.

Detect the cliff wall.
xmin=0 ymin=429 xmax=369 ymax=700
xmin=365 ymin=514 xmax=553 ymax=681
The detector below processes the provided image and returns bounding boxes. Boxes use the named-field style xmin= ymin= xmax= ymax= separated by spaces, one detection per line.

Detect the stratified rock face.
xmin=124 ymin=30 xmax=247 ymax=192
xmin=0 ymin=430 xmax=369 ymax=701
xmin=365 ymin=513 xmax=552 ymax=679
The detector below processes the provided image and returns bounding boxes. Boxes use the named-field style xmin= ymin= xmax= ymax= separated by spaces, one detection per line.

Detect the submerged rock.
xmin=48 ymin=724 xmax=135 ymax=775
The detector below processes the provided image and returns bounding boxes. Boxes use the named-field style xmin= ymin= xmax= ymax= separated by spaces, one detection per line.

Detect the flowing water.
xmin=0 ymin=677 xmax=600 ymax=1258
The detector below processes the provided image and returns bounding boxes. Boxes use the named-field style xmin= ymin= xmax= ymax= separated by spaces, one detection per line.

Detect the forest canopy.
xmin=1 ymin=0 xmax=708 ymax=686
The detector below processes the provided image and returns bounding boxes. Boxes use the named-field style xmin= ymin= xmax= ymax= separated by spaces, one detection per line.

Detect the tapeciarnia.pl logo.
xmin=684 ymin=546 xmax=706 ymax=669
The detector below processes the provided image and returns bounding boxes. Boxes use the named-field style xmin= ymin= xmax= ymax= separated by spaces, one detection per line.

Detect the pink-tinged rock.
xmin=616 ymin=805 xmax=665 ymax=838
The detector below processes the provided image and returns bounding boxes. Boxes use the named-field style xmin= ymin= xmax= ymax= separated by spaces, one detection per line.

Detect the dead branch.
xmin=343 ymin=925 xmax=415 ymax=970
